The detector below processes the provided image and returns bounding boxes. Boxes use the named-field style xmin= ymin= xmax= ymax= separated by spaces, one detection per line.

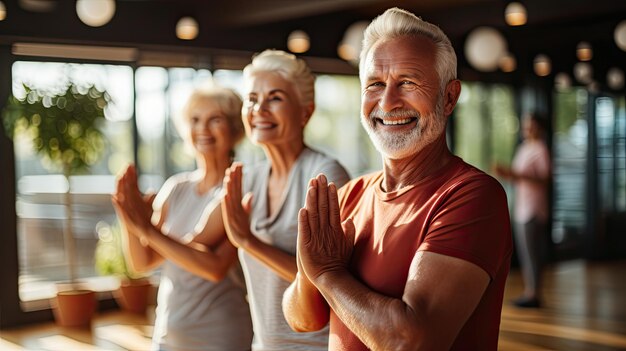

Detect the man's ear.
xmin=301 ymin=102 xmax=315 ymax=127
xmin=443 ymin=79 xmax=461 ymax=117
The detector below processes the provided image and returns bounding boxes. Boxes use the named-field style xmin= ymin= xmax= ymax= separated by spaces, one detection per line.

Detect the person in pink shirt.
xmin=495 ymin=113 xmax=551 ymax=308
xmin=283 ymin=7 xmax=512 ymax=350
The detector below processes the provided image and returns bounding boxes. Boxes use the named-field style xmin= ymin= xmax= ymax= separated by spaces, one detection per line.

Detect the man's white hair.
xmin=359 ymin=7 xmax=457 ymax=90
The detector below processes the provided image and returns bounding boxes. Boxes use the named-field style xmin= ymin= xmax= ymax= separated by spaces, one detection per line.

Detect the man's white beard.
xmin=361 ymin=95 xmax=446 ymax=160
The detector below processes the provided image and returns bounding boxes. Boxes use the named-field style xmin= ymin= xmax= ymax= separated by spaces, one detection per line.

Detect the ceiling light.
xmin=19 ymin=0 xmax=57 ymax=12
xmin=505 ymin=2 xmax=527 ymax=26
xmin=574 ymin=62 xmax=593 ymax=84
xmin=533 ymin=54 xmax=551 ymax=77
xmin=464 ymin=26 xmax=508 ymax=72
xmin=287 ymin=30 xmax=310 ymax=54
xmin=499 ymin=53 xmax=516 ymax=72
xmin=607 ymin=67 xmax=624 ymax=90
xmin=0 ymin=1 xmax=6 ymax=21
xmin=337 ymin=43 xmax=357 ymax=62
xmin=176 ymin=17 xmax=199 ymax=40
xmin=76 ymin=0 xmax=115 ymax=27
xmin=337 ymin=21 xmax=369 ymax=64
xmin=615 ymin=20 xmax=626 ymax=52
xmin=576 ymin=41 xmax=592 ymax=61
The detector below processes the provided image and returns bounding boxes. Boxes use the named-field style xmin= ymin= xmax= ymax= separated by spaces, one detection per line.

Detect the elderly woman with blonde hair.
xmin=112 ymin=85 xmax=253 ymax=350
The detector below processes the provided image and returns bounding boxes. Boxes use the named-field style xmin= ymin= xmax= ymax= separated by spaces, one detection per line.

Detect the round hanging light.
xmin=337 ymin=21 xmax=369 ymax=63
xmin=607 ymin=67 xmax=624 ymax=90
xmin=614 ymin=20 xmax=626 ymax=52
xmin=76 ymin=0 xmax=116 ymax=27
xmin=499 ymin=53 xmax=516 ymax=72
xmin=574 ymin=62 xmax=593 ymax=84
xmin=176 ymin=17 xmax=199 ymax=40
xmin=0 ymin=1 xmax=6 ymax=21
xmin=504 ymin=2 xmax=527 ymax=26
xmin=19 ymin=0 xmax=57 ymax=12
xmin=464 ymin=27 xmax=508 ymax=72
xmin=533 ymin=54 xmax=551 ymax=77
xmin=287 ymin=30 xmax=310 ymax=54
xmin=576 ymin=41 xmax=593 ymax=61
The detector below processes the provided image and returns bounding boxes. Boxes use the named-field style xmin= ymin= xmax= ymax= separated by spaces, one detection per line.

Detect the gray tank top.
xmin=152 ymin=173 xmax=253 ymax=351
xmin=241 ymin=148 xmax=351 ymax=351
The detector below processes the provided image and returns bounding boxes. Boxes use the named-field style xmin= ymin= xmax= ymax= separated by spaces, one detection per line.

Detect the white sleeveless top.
xmin=152 ymin=172 xmax=253 ymax=351
xmin=241 ymin=148 xmax=351 ymax=351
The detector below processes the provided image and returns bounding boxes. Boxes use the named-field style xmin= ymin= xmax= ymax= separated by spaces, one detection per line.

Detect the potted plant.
xmin=2 ymin=83 xmax=109 ymax=327
xmin=95 ymin=220 xmax=152 ymax=314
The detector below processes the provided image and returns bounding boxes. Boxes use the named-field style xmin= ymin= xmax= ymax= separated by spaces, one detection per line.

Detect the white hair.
xmin=243 ymin=49 xmax=315 ymax=106
xmin=359 ymin=7 xmax=457 ymax=90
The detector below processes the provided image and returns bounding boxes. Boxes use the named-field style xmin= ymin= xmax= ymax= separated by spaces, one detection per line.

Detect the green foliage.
xmin=94 ymin=221 xmax=146 ymax=280
xmin=2 ymin=84 xmax=109 ymax=175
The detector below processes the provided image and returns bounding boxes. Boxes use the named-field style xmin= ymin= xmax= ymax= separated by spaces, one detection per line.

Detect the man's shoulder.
xmin=338 ymin=171 xmax=381 ymax=198
xmin=439 ymin=158 xmax=506 ymax=203
xmin=444 ymin=157 xmax=506 ymax=197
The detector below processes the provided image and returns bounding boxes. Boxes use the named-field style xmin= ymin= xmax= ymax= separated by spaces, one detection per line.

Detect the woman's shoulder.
xmin=163 ymin=171 xmax=196 ymax=188
xmin=299 ymin=147 xmax=346 ymax=172
xmin=300 ymin=147 xmax=351 ymax=185
xmin=158 ymin=171 xmax=198 ymax=197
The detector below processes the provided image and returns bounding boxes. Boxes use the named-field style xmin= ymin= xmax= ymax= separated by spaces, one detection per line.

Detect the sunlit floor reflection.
xmin=500 ymin=319 xmax=626 ymax=349
xmin=500 ymin=259 xmax=626 ymax=351
xmin=38 ymin=335 xmax=101 ymax=351
xmin=94 ymin=324 xmax=152 ymax=350
xmin=0 ymin=338 xmax=26 ymax=351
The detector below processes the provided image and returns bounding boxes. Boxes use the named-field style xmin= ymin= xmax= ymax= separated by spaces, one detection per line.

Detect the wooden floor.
xmin=1 ymin=259 xmax=625 ymax=350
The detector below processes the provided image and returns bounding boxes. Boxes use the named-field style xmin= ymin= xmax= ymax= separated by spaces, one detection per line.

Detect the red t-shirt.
xmin=332 ymin=156 xmax=512 ymax=351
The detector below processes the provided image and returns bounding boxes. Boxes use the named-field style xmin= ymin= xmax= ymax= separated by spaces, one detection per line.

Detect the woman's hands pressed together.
xmin=112 ymin=164 xmax=156 ymax=238
xmin=221 ymin=162 xmax=255 ymax=249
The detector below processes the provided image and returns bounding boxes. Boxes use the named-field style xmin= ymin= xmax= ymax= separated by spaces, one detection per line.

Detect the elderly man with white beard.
xmin=282 ymin=7 xmax=512 ymax=351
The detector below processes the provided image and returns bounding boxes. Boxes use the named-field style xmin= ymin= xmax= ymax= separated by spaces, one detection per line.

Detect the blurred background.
xmin=0 ymin=0 xmax=625 ymax=330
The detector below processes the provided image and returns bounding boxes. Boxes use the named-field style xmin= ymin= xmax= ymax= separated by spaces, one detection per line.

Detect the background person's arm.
xmin=113 ymin=165 xmax=238 ymax=281
xmin=221 ymin=163 xmax=298 ymax=281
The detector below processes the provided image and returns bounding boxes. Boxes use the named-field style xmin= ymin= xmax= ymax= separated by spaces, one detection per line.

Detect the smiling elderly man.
xmin=282 ymin=7 xmax=512 ymax=351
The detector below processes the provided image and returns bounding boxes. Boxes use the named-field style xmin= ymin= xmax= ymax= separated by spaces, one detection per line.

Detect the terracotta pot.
xmin=114 ymin=279 xmax=151 ymax=314
xmin=52 ymin=290 xmax=96 ymax=327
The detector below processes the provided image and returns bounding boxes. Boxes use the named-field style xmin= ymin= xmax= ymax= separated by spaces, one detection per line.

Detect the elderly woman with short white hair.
xmin=221 ymin=49 xmax=351 ymax=350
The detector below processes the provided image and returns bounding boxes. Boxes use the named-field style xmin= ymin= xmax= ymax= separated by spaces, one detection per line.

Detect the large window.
xmin=595 ymin=96 xmax=626 ymax=212
xmin=307 ymin=75 xmax=380 ymax=177
xmin=551 ymin=88 xmax=588 ymax=250
xmin=453 ymin=82 xmax=518 ymax=173
xmin=11 ymin=61 xmax=134 ymax=303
